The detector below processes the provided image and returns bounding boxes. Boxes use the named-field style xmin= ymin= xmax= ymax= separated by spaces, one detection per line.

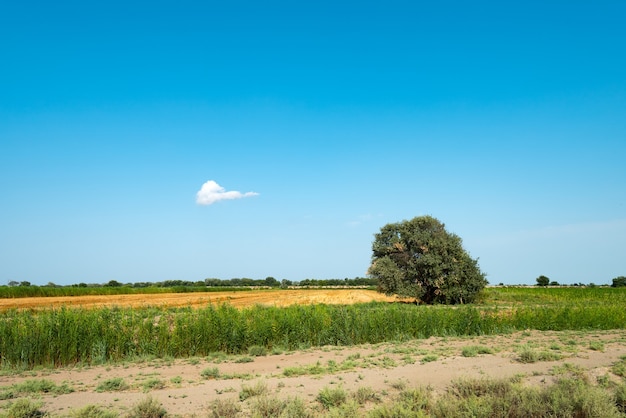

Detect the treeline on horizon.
xmin=0 ymin=276 xmax=379 ymax=298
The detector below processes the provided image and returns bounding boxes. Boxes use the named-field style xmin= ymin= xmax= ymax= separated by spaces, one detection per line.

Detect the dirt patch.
xmin=2 ymin=330 xmax=625 ymax=417
xmin=0 ymin=289 xmax=397 ymax=311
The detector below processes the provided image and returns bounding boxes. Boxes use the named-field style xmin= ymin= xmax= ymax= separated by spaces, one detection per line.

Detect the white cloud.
xmin=196 ymin=180 xmax=259 ymax=206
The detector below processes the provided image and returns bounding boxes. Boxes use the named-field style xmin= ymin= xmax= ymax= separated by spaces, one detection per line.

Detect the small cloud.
xmin=196 ymin=180 xmax=259 ymax=206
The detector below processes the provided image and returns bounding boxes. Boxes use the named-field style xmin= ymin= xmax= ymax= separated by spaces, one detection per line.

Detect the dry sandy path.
xmin=1 ymin=330 xmax=625 ymax=417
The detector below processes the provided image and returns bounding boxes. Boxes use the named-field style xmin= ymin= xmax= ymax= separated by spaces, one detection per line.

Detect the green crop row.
xmin=1 ymin=294 xmax=625 ymax=370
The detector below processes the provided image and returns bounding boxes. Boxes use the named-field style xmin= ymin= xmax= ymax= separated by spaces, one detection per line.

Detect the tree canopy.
xmin=368 ymin=215 xmax=487 ymax=304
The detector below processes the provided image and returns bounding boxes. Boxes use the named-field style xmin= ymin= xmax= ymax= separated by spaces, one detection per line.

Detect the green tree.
xmin=368 ymin=215 xmax=487 ymax=304
xmin=536 ymin=275 xmax=550 ymax=286
xmin=611 ymin=276 xmax=626 ymax=287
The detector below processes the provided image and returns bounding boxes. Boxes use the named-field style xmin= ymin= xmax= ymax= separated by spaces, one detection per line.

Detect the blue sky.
xmin=1 ymin=1 xmax=625 ymax=286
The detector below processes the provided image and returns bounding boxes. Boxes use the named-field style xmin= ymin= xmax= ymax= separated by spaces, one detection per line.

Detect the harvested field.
xmin=0 ymin=289 xmax=397 ymax=311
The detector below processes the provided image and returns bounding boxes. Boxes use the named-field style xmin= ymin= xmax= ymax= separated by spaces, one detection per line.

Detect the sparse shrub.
xmin=615 ymin=383 xmax=626 ymax=414
xmin=234 ymin=356 xmax=254 ymax=364
xmin=281 ymin=397 xmax=312 ymax=418
xmin=251 ymin=396 xmax=286 ymax=417
xmin=421 ymin=355 xmax=438 ymax=364
xmin=4 ymin=398 xmax=46 ymax=418
xmin=317 ymin=386 xmax=347 ymax=409
xmin=201 ymin=367 xmax=220 ymax=380
xmin=69 ymin=404 xmax=118 ymax=418
xmin=127 ymin=396 xmax=167 ymax=418
xmin=589 ymin=340 xmax=605 ymax=351
xmin=247 ymin=345 xmax=268 ymax=357
xmin=239 ymin=381 xmax=268 ymax=401
xmin=96 ymin=377 xmax=129 ymax=392
xmin=461 ymin=345 xmax=493 ymax=357
xmin=353 ymin=386 xmax=379 ymax=404
xmin=142 ymin=378 xmax=165 ymax=392
xmin=208 ymin=398 xmax=241 ymax=418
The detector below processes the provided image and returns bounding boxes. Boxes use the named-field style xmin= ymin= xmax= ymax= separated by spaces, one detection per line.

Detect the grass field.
xmin=1 ymin=287 xmax=626 ymax=417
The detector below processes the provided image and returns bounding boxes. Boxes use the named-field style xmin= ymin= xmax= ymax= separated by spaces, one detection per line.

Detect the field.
xmin=1 ymin=287 xmax=626 ymax=417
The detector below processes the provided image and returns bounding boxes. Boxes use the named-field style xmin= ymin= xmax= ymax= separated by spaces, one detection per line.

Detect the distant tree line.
xmin=4 ymin=276 xmax=377 ymax=290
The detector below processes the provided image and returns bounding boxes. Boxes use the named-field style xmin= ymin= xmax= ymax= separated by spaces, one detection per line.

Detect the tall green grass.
xmin=2 ymin=288 xmax=625 ymax=369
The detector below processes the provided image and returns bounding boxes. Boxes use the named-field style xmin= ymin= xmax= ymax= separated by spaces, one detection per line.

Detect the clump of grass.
xmin=248 ymin=345 xmax=268 ymax=357
xmin=282 ymin=397 xmax=312 ymax=418
xmin=96 ymin=377 xmax=129 ymax=392
xmin=201 ymin=367 xmax=220 ymax=380
xmin=0 ymin=379 xmax=74 ymax=399
xmin=4 ymin=398 xmax=46 ymax=418
xmin=516 ymin=345 xmax=562 ymax=363
xmin=317 ymin=386 xmax=347 ymax=409
xmin=239 ymin=381 xmax=268 ymax=401
xmin=615 ymin=383 xmax=626 ymax=414
xmin=169 ymin=376 xmax=182 ymax=385
xmin=612 ymin=356 xmax=626 ymax=378
xmin=421 ymin=354 xmax=438 ymax=364
xmin=589 ymin=340 xmax=605 ymax=352
xmin=69 ymin=404 xmax=118 ymax=418
xmin=352 ymin=386 xmax=379 ymax=404
xmin=461 ymin=345 xmax=494 ymax=357
xmin=208 ymin=398 xmax=241 ymax=418
xmin=252 ymin=396 xmax=287 ymax=417
xmin=234 ymin=356 xmax=254 ymax=364
xmin=142 ymin=378 xmax=165 ymax=392
xmin=127 ymin=396 xmax=167 ymax=418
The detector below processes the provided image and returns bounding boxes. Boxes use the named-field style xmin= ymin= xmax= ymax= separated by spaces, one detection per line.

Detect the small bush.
xmin=247 ymin=345 xmax=268 ymax=357
xmin=353 ymin=386 xmax=379 ymax=404
xmin=239 ymin=381 xmax=268 ymax=401
xmin=208 ymin=398 xmax=241 ymax=418
xmin=96 ymin=377 xmax=129 ymax=392
xmin=589 ymin=341 xmax=605 ymax=351
xmin=69 ymin=404 xmax=118 ymax=418
xmin=201 ymin=367 xmax=221 ymax=380
xmin=317 ymin=386 xmax=347 ymax=409
xmin=4 ymin=398 xmax=46 ymax=418
xmin=142 ymin=378 xmax=165 ymax=392
xmin=251 ymin=396 xmax=286 ymax=417
xmin=127 ymin=396 xmax=167 ymax=418
xmin=281 ymin=397 xmax=312 ymax=418
xmin=461 ymin=345 xmax=493 ymax=357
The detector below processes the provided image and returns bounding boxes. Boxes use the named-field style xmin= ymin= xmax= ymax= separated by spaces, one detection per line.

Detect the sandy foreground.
xmin=1 ymin=291 xmax=625 ymax=416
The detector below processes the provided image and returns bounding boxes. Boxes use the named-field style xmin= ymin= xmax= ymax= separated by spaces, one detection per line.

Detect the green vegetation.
xmin=126 ymin=396 xmax=167 ymax=418
xmin=369 ymin=215 xmax=487 ymax=304
xmin=0 ymin=379 xmax=73 ymax=400
xmin=1 ymin=287 xmax=626 ymax=370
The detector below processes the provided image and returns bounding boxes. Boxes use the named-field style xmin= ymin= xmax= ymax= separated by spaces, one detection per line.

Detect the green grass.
xmin=1 ymin=287 xmax=625 ymax=370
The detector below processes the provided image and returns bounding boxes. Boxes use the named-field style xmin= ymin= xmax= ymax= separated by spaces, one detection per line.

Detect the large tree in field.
xmin=368 ymin=215 xmax=487 ymax=304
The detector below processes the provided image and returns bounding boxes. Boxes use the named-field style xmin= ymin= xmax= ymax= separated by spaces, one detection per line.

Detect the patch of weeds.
xmin=187 ymin=357 xmax=200 ymax=365
xmin=401 ymin=354 xmax=415 ymax=365
xmin=389 ymin=379 xmax=407 ymax=391
xmin=201 ymin=367 xmax=221 ymax=380
xmin=282 ymin=397 xmax=312 ymax=418
xmin=170 ymin=376 xmax=182 ymax=385
xmin=208 ymin=399 xmax=240 ymax=418
xmin=1 ymin=379 xmax=74 ymax=399
xmin=317 ymin=386 xmax=347 ymax=409
xmin=615 ymin=383 xmax=626 ymax=414
xmin=461 ymin=345 xmax=494 ymax=357
xmin=589 ymin=341 xmax=605 ymax=352
xmin=142 ymin=378 xmax=165 ymax=392
xmin=206 ymin=352 xmax=228 ymax=364
xmin=4 ymin=398 xmax=46 ymax=418
xmin=283 ymin=361 xmax=325 ymax=377
xmin=551 ymin=363 xmax=586 ymax=380
xmin=516 ymin=345 xmax=562 ymax=363
xmin=270 ymin=346 xmax=286 ymax=355
xmin=248 ymin=345 xmax=268 ymax=357
xmin=612 ymin=356 xmax=626 ymax=378
xmin=127 ymin=396 xmax=167 ymax=418
xmin=96 ymin=377 xmax=129 ymax=392
xmin=252 ymin=396 xmax=287 ymax=417
xmin=69 ymin=404 xmax=118 ymax=418
xmin=352 ymin=386 xmax=379 ymax=404
xmin=421 ymin=354 xmax=438 ymax=364
xmin=239 ymin=381 xmax=268 ymax=401
xmin=234 ymin=356 xmax=254 ymax=364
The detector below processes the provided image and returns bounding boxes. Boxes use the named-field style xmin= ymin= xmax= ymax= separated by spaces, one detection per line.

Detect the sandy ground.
xmin=0 ymin=289 xmax=398 ymax=311
xmin=1 ymin=330 xmax=625 ymax=417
